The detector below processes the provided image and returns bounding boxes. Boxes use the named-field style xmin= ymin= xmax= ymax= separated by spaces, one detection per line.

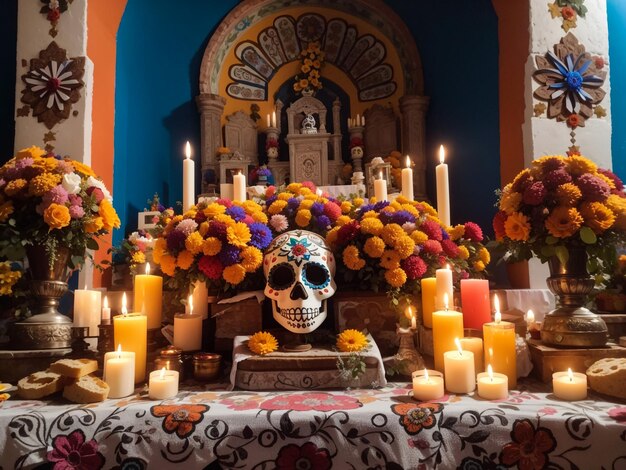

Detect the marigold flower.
xmin=381 ymin=223 xmax=405 ymax=246
xmin=580 ymin=202 xmax=615 ymax=234
xmin=4 ymin=179 xmax=27 ymax=196
xmin=251 ymin=211 xmax=268 ymax=224
xmin=364 ymin=236 xmax=385 ymax=258
xmin=504 ymin=212 xmax=531 ymax=241
xmin=458 ymin=245 xmax=470 ymax=260
xmin=248 ymin=331 xmax=278 ymax=355
xmin=299 ymin=199 xmax=314 ymax=210
xmin=447 ymin=224 xmax=465 ymax=241
xmin=395 ymin=236 xmax=416 ymax=259
xmin=499 ymin=188 xmax=523 ymax=215
xmin=385 ymin=267 xmax=407 ymax=288
xmin=29 ymin=173 xmax=61 ymax=196
xmin=343 ymin=245 xmax=366 ymax=270
xmin=268 ymin=200 xmax=288 ymax=215
xmin=596 ymin=172 xmax=616 ymax=190
xmin=176 ymin=250 xmax=194 ymax=270
xmin=410 ymin=230 xmax=429 ymax=244
xmin=16 ymin=146 xmax=46 ymax=160
xmin=478 ymin=247 xmax=491 ymax=265
xmin=202 ymin=237 xmax=222 ymax=256
xmin=353 ymin=197 xmax=364 ymax=207
xmin=152 ymin=238 xmax=167 ymax=264
xmin=0 ymin=201 xmax=13 ymax=223
xmin=199 ymin=222 xmax=210 ymax=237
xmin=606 ymin=194 xmax=626 ymax=230
xmin=362 ymin=210 xmax=378 ymax=219
xmin=335 ymin=215 xmax=351 ymax=227
xmin=226 ymin=222 xmax=251 ymax=248
xmin=70 ymin=160 xmax=96 ymax=177
xmin=223 ymin=264 xmax=246 ymax=285
xmin=241 ymin=246 xmax=262 ymax=272
xmin=131 ymin=251 xmax=146 ymax=265
xmin=473 ymin=260 xmax=486 ymax=272
xmin=325 ymin=227 xmax=340 ymax=247
xmin=545 ymin=206 xmax=583 ymax=238
xmin=159 ymin=253 xmax=177 ymax=276
xmin=99 ymin=199 xmax=120 ymax=231
xmin=556 ymin=182 xmax=582 ymax=206
xmin=340 ymin=201 xmax=352 ymax=214
xmin=360 ymin=217 xmax=383 ymax=235
xmin=567 ymin=155 xmax=597 ymax=176
xmin=336 ymin=329 xmax=368 ymax=353
xmin=184 ymin=231 xmax=204 ymax=255
xmin=295 ymin=209 xmax=312 ymax=227
xmin=380 ymin=249 xmax=401 ymax=270
xmin=511 ymin=168 xmax=533 ymax=192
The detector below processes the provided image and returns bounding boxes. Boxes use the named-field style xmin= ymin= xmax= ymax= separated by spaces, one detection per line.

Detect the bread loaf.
xmin=17 ymin=370 xmax=64 ymax=399
xmin=586 ymin=358 xmax=626 ymax=400
xmin=50 ymin=358 xmax=98 ymax=379
xmin=63 ymin=375 xmax=110 ymax=403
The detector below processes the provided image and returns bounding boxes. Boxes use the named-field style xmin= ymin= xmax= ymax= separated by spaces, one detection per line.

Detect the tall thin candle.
xmin=435 ymin=145 xmax=450 ymax=226
xmin=401 ymin=155 xmax=414 ymax=201
xmin=182 ymin=141 xmax=194 ymax=212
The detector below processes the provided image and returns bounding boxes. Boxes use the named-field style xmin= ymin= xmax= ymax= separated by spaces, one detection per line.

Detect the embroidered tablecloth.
xmin=0 ymin=381 xmax=624 ymax=469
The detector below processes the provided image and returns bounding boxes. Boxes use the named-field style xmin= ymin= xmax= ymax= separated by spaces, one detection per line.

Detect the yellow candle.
xmin=103 ymin=345 xmax=135 ymax=398
xmin=552 ymin=368 xmax=587 ymax=401
xmin=460 ymin=337 xmax=484 ymax=373
xmin=373 ymin=171 xmax=387 ymax=201
xmin=174 ymin=295 xmax=203 ymax=351
xmin=233 ymin=171 xmax=246 ymax=202
xmin=435 ymin=144 xmax=450 ymax=226
xmin=435 ymin=265 xmax=454 ymax=310
xmin=73 ymin=286 xmax=101 ymax=336
xmin=477 ymin=364 xmax=508 ymax=400
xmin=182 ymin=141 xmax=194 ymax=212
xmin=443 ymin=338 xmax=475 ymax=393
xmin=134 ymin=263 xmax=163 ymax=330
xmin=412 ymin=369 xmax=444 ymax=401
xmin=483 ymin=296 xmax=517 ymax=389
xmin=421 ymin=277 xmax=436 ymax=328
xmin=432 ymin=294 xmax=464 ymax=372
xmin=113 ymin=293 xmax=147 ymax=383
xmin=401 ymin=155 xmax=414 ymax=201
xmin=149 ymin=368 xmax=179 ymax=400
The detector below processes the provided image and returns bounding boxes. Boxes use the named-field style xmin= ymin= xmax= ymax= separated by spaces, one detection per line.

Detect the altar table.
xmin=0 ymin=381 xmax=624 ymax=469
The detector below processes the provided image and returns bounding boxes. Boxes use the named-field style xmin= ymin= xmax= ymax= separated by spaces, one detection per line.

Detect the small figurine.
xmin=301 ymin=113 xmax=318 ymax=134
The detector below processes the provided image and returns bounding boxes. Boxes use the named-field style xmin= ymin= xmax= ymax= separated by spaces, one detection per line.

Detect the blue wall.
xmin=608 ymin=0 xmax=626 ymax=182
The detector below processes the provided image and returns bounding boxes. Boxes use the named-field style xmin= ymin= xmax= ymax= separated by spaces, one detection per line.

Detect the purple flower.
xmin=218 ymin=245 xmax=240 ymax=266
xmin=598 ymin=168 xmax=624 ymax=191
xmin=316 ymin=215 xmax=331 ymax=230
xmin=257 ymin=167 xmax=272 ymax=177
xmin=358 ymin=204 xmax=375 ymax=215
xmin=249 ymin=222 xmax=272 ymax=249
xmin=226 ymin=205 xmax=246 ymax=221
xmin=69 ymin=205 xmax=85 ymax=219
xmin=43 ymin=185 xmax=69 ymax=206
xmin=391 ymin=210 xmax=416 ymax=225
xmin=265 ymin=195 xmax=277 ymax=206
xmin=577 ymin=173 xmax=610 ymax=201
xmin=310 ymin=202 xmax=325 ymax=216
xmin=373 ymin=201 xmax=390 ymax=211
xmin=166 ymin=230 xmax=186 ymax=252
xmin=207 ymin=221 xmax=227 ymax=240
xmin=287 ymin=197 xmax=300 ymax=210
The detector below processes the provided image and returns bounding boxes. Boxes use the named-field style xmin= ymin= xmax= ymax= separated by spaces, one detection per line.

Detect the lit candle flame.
xmin=439 ymin=145 xmax=445 ymax=164
xmin=424 ymin=368 xmax=429 ymax=382
xmin=159 ymin=367 xmax=166 ymax=380
xmin=443 ymin=293 xmax=449 ymax=311
xmin=188 ymin=295 xmax=193 ymax=315
xmin=494 ymin=294 xmax=500 ymax=315
xmin=121 ymin=292 xmax=128 ymax=316
xmin=405 ymin=155 xmax=411 ymax=168
xmin=185 ymin=141 xmax=191 ymax=160
xmin=406 ymin=305 xmax=413 ymax=320
xmin=117 ymin=343 xmax=122 ymax=359
xmin=488 ymin=364 xmax=494 ymax=382
xmin=567 ymin=368 xmax=573 ymax=382
xmin=526 ymin=309 xmax=535 ymax=324
xmin=455 ymin=337 xmax=463 ymax=355
xmin=145 ymin=263 xmax=151 ymax=275
xmin=103 ymin=296 xmax=108 ymax=309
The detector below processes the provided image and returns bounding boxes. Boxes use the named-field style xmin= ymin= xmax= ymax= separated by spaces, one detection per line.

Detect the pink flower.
xmin=219 ymin=396 xmax=263 ymax=411
xmin=323 ymin=202 xmax=342 ymax=222
xmin=301 ymin=181 xmax=317 ymax=192
xmin=57 ymin=160 xmax=75 ymax=174
xmin=43 ymin=185 xmax=69 ymax=206
xmin=538 ymin=407 xmax=558 ymax=416
xmin=608 ymin=407 xmax=626 ymax=423
xmin=270 ymin=214 xmax=289 ymax=232
xmin=47 ymin=429 xmax=104 ymax=470
xmin=577 ymin=173 xmax=611 ymax=201
xmin=175 ymin=219 xmax=198 ymax=236
xmin=216 ymin=198 xmax=232 ymax=207
xmin=69 ymin=205 xmax=84 ymax=219
xmin=68 ymin=194 xmax=82 ymax=206
xmin=260 ymin=392 xmax=362 ymax=411
xmin=402 ymin=255 xmax=427 ymax=279
xmin=241 ymin=215 xmax=255 ymax=225
xmin=463 ymin=221 xmax=484 ymax=242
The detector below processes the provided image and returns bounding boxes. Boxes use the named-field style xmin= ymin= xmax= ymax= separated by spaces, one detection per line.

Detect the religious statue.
xmin=301 ymin=113 xmax=318 ymax=134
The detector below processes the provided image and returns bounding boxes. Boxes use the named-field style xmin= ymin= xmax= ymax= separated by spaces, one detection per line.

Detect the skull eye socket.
xmin=302 ymin=262 xmax=330 ymax=289
xmin=268 ymin=263 xmax=296 ymax=290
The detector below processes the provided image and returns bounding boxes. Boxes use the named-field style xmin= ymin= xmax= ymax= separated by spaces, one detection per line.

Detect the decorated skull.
xmin=263 ymin=230 xmax=336 ymax=333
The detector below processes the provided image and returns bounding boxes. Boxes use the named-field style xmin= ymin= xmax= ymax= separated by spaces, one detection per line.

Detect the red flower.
xmin=441 ymin=239 xmax=460 ymax=258
xmin=608 ymin=406 xmax=626 ymax=423
xmin=402 ymin=255 xmax=427 ymax=279
xmin=522 ymin=181 xmax=547 ymax=206
xmin=391 ymin=402 xmax=443 ymax=435
xmin=566 ymin=113 xmax=581 ymax=129
xmin=420 ymin=220 xmax=443 ymax=241
xmin=421 ymin=239 xmax=442 ymax=255
xmin=260 ymin=392 xmax=362 ymax=411
xmin=500 ymin=418 xmax=556 ymax=469
xmin=198 ymin=255 xmax=223 ymax=280
xmin=561 ymin=6 xmax=576 ymax=20
xmin=151 ymin=404 xmax=209 ymax=439
xmin=463 ymin=221 xmax=484 ymax=242
xmin=47 ymin=429 xmax=104 ymax=470
xmin=336 ymin=220 xmax=360 ymax=246
xmin=47 ymin=8 xmax=61 ymax=22
xmin=323 ymin=201 xmax=342 ymax=222
xmin=276 ymin=442 xmax=332 ymax=470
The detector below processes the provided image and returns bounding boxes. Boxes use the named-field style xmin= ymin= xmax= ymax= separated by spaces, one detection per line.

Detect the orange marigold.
xmin=580 ymin=202 xmax=615 ymax=234
xmin=556 ymin=183 xmax=582 ymax=206
xmin=545 ymin=206 xmax=583 ymax=238
xmin=503 ymin=212 xmax=531 ymax=241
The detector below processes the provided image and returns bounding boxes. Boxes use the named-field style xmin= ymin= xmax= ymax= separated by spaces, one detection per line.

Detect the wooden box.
xmin=599 ymin=314 xmax=626 ymax=342
xmin=527 ymin=339 xmax=626 ymax=382
xmin=212 ymin=298 xmax=263 ymax=351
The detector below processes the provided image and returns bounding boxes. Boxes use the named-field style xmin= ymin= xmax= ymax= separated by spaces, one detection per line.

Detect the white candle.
xmin=361 ymin=115 xmax=365 ymax=126
xmin=477 ymin=364 xmax=508 ymax=400
xmin=435 ymin=265 xmax=454 ymax=310
xmin=189 ymin=281 xmax=209 ymax=320
xmin=552 ymin=368 xmax=587 ymax=401
xmin=103 ymin=345 xmax=135 ymax=398
xmin=412 ymin=369 xmax=444 ymax=401
xmin=233 ymin=171 xmax=246 ymax=202
xmin=266 ymin=113 xmax=271 ymax=127
xmin=460 ymin=337 xmax=484 ymax=373
xmin=406 ymin=305 xmax=417 ymax=330
xmin=347 ymin=117 xmax=351 ymax=129
xmin=356 ymin=113 xmax=360 ymax=125
xmin=182 ymin=141 xmax=194 ymax=212
xmin=436 ymin=144 xmax=450 ymax=226
xmin=220 ymin=183 xmax=234 ymax=200
xmin=73 ymin=286 xmax=101 ymax=336
xmin=149 ymin=367 xmax=179 ymax=400
xmin=373 ymin=171 xmax=387 ymax=201
xmin=401 ymin=155 xmax=414 ymax=201
xmin=443 ymin=338 xmax=475 ymax=393
xmin=173 ymin=295 xmax=203 ymax=351
xmin=526 ymin=309 xmax=535 ymax=330
xmin=101 ymin=295 xmax=111 ymax=323
xmin=272 ymin=111 xmax=277 ymax=128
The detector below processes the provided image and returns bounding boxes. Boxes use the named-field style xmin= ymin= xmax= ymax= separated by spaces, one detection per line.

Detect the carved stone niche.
xmin=364 ymin=104 xmax=398 ymax=161
xmin=224 ymin=110 xmax=258 ymax=162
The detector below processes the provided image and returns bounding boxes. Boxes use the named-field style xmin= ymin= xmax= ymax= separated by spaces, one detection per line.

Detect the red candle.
xmin=460 ymin=279 xmax=491 ymax=329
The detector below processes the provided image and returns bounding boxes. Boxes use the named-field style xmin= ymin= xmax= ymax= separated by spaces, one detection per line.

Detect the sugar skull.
xmin=263 ymin=230 xmax=336 ymax=333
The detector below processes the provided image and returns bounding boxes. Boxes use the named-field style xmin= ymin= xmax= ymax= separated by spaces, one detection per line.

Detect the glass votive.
xmin=412 ymin=369 xmax=444 ymax=401
xmin=193 ymin=353 xmax=221 ymax=382
xmin=154 ymin=346 xmax=184 ymax=380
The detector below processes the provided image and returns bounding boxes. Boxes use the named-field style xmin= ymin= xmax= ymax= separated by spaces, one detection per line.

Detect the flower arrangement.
xmin=0 ymin=261 xmax=22 ymax=296
xmin=120 ymin=230 xmax=155 ymax=268
xmin=249 ymin=165 xmax=273 ymax=185
xmin=493 ymin=155 xmax=626 ymax=280
xmin=248 ymin=331 xmax=278 ymax=355
xmin=0 ymin=146 xmax=120 ymax=268
xmin=293 ymin=42 xmax=324 ymax=93
xmin=335 ymin=329 xmax=370 ymax=382
xmin=152 ymin=198 xmax=272 ymax=295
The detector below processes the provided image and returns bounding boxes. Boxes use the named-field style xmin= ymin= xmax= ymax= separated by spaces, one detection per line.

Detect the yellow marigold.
xmin=410 ymin=230 xmax=429 ymax=244
xmin=176 ymin=250 xmax=194 ymax=270
xmin=395 ymin=195 xmax=409 ymax=205
xmin=185 ymin=231 xmax=204 ymax=255
xmin=183 ymin=209 xmax=197 ymax=219
xmin=248 ymin=331 xmax=278 ymax=355
xmin=99 ymin=199 xmax=121 ymax=231
xmin=298 ymin=187 xmax=313 ymax=196
xmin=295 ymin=209 xmax=312 ymax=227
xmin=299 ymin=199 xmax=314 ymax=210
xmin=223 ymin=264 xmax=246 ymax=285
xmin=4 ymin=178 xmax=27 ymax=196
xmin=395 ymin=236 xmax=416 ymax=259
xmin=241 ymin=246 xmax=262 ymax=272
xmin=203 ymin=237 xmax=222 ymax=256
xmin=447 ymin=224 xmax=465 ymax=241
xmin=458 ymin=245 xmax=470 ymax=260
xmin=362 ymin=210 xmax=378 ymax=219
xmin=380 ymin=249 xmax=401 ymax=270
xmin=268 ymin=200 xmax=288 ymax=214
xmin=336 ymin=329 xmax=368 ymax=353
xmin=381 ymin=223 xmax=405 ymax=246
xmin=353 ymin=197 xmax=364 ymax=207
xmin=0 ymin=261 xmax=21 ymax=295
xmin=304 ymin=193 xmax=318 ymax=201
xmin=16 ymin=146 xmax=46 ymax=160
xmin=70 ymin=160 xmax=96 ymax=177
xmin=251 ymin=211 xmax=268 ymax=224
xmin=381 ymin=206 xmax=396 ymax=214
xmin=277 ymin=192 xmax=293 ymax=201
xmin=0 ymin=201 xmax=13 ymax=223
xmin=358 ymin=217 xmax=381 ymax=237
xmin=606 ymin=195 xmax=626 ymax=230
xmin=84 ymin=216 xmax=104 ymax=233
xmin=199 ymin=222 xmax=210 ymax=237
xmin=401 ymin=204 xmax=420 ymax=218
xmin=597 ymin=172 xmax=616 ymax=190
xmin=227 ymin=222 xmax=251 ymax=247
xmin=204 ymin=202 xmax=226 ymax=218
xmin=364 ymin=236 xmax=385 ymax=258
xmin=478 ymin=247 xmax=491 ymax=264
xmin=545 ymin=206 xmax=583 ymax=238
xmin=131 ymin=251 xmax=146 ymax=265
xmin=580 ymin=202 xmax=615 ymax=234
xmin=385 ymin=267 xmax=407 ymax=288
xmin=159 ymin=253 xmax=176 ymax=276
xmin=32 ymin=157 xmax=59 ymax=172
xmin=504 ymin=212 xmax=531 ymax=241
xmin=286 ymin=183 xmax=302 ymax=193
xmin=29 ymin=173 xmax=61 ymax=196
xmin=419 ymin=201 xmax=438 ymax=217
xmin=473 ymin=260 xmax=486 ymax=272
xmin=43 ymin=203 xmax=71 ymax=229
xmin=242 ymin=200 xmax=263 ymax=214
xmin=369 ymin=197 xmax=378 ymax=204
xmin=214 ymin=213 xmax=236 ymax=228
xmin=343 ymin=245 xmax=366 ymax=270
xmin=567 ymin=155 xmax=597 ymax=176
xmin=499 ymin=187 xmax=522 ymax=215
xmin=335 ymin=215 xmax=351 ymax=227
xmin=340 ymin=201 xmax=352 ymax=214
xmin=153 ymin=238 xmax=167 ymax=264
xmin=326 ymin=227 xmax=340 ymax=246
xmin=556 ymin=183 xmax=582 ymax=206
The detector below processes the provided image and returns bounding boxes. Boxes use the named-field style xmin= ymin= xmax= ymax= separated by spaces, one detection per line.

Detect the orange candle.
xmin=432 ymin=293 xmax=464 ymax=372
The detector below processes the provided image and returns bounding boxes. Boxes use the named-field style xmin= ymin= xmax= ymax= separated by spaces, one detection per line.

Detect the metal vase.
xmin=540 ymin=247 xmax=608 ymax=347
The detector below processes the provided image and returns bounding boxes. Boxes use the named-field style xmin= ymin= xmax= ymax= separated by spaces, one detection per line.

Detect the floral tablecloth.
xmin=1 ymin=381 xmax=625 ymax=470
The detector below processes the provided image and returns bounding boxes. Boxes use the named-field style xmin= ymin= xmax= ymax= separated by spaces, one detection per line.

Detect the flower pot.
xmin=540 ymin=247 xmax=608 ymax=347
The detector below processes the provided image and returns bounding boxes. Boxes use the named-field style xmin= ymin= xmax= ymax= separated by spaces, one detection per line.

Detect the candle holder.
xmin=193 ymin=352 xmax=222 ymax=382
xmin=96 ymin=322 xmax=114 ymax=368
xmin=394 ymin=327 xmax=425 ymax=376
xmin=154 ymin=346 xmax=184 ymax=381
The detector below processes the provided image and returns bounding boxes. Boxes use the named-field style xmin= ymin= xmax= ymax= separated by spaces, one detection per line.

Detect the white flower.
xmin=270 ymin=214 xmax=289 ymax=232
xmin=62 ymin=172 xmax=82 ymax=195
xmin=86 ymin=176 xmax=112 ymax=202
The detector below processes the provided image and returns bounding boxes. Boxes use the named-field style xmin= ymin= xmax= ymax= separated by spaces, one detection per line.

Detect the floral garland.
xmin=293 ymin=42 xmax=324 ymax=93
